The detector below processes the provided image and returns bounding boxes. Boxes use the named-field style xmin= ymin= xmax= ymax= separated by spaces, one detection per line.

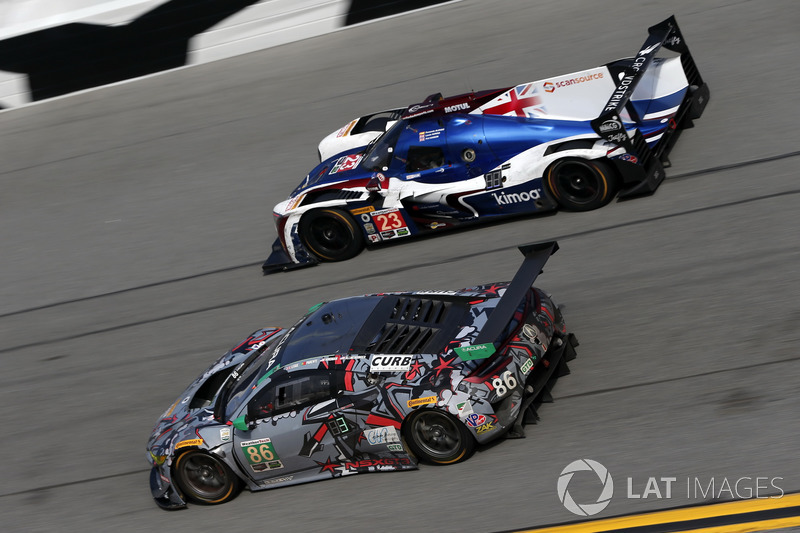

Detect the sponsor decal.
xmin=318 ymin=457 xmax=412 ymax=474
xmin=380 ymin=231 xmax=395 ymax=239
xmin=396 ymin=228 xmax=409 ymax=237
xmin=618 ymin=154 xmax=638 ymax=163
xmin=606 ymin=132 xmax=629 ymax=144
xmin=261 ymin=475 xmax=294 ymax=486
xmin=387 ymin=443 xmax=404 ymax=452
xmin=493 ymin=188 xmax=542 ymax=205
xmin=419 ymin=128 xmax=444 ymax=142
xmin=520 ymin=357 xmax=535 ymax=375
xmin=286 ymin=194 xmax=304 ymax=211
xmin=457 ymin=401 xmax=474 ymax=419
xmin=427 ymin=222 xmax=447 ymax=229
xmin=522 ymin=324 xmax=546 ymax=350
xmin=465 ymin=413 xmax=487 ymax=427
xmin=336 ymin=119 xmax=358 ymax=138
xmin=638 ymin=43 xmax=659 ymax=56
xmin=407 ymin=396 xmax=437 ymax=408
xmin=368 ymin=234 xmax=381 ymax=243
xmin=444 ymin=102 xmax=470 ymax=113
xmin=363 ymin=426 xmax=401 ymax=446
xmin=476 ymin=422 xmax=496 ymax=435
xmin=330 ymin=154 xmax=363 ymax=174
xmin=545 ymin=72 xmax=604 ymax=92
xmin=599 ymin=119 xmax=622 ymax=132
xmin=604 ymin=75 xmax=636 ymax=113
xmin=252 ymin=460 xmax=284 ymax=472
xmin=364 ymin=223 xmax=376 ymax=234
xmin=175 ymin=438 xmax=203 ymax=449
xmin=407 ymin=103 xmax=434 ymax=114
xmin=350 ymin=205 xmax=375 ymax=216
xmin=371 ymin=354 xmax=413 ymax=372
xmin=454 ymin=343 xmax=496 ymax=361
xmin=665 ymin=35 xmax=681 ymax=47
xmin=416 ymin=289 xmax=459 ymax=295
xmin=220 ymin=427 xmax=231 ymax=442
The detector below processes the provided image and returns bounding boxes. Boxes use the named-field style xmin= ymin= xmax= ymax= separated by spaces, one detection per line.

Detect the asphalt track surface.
xmin=1 ymin=1 xmax=799 ymax=532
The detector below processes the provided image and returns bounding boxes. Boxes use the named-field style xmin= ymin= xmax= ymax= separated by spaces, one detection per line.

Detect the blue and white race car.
xmin=263 ymin=16 xmax=709 ymax=272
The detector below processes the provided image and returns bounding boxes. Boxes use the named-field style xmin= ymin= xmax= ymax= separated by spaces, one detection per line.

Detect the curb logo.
xmin=557 ymin=459 xmax=614 ymax=516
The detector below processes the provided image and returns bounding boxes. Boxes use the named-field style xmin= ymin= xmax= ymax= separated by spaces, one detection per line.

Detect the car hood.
xmin=290 ymin=149 xmax=372 ymax=197
xmin=147 ymin=328 xmax=286 ymax=456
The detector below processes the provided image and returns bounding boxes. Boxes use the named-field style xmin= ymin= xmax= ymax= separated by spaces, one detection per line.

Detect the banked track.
xmin=1 ymin=1 xmax=799 ymax=532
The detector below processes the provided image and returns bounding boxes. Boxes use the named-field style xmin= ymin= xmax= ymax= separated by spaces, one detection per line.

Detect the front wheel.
xmin=403 ymin=409 xmax=475 ymax=465
xmin=544 ymin=158 xmax=618 ymax=211
xmin=173 ymin=451 xmax=241 ymax=505
xmin=299 ymin=208 xmax=364 ymax=262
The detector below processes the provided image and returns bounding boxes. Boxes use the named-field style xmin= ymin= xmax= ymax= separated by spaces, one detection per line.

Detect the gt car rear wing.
xmin=591 ymin=15 xmax=710 ymax=198
xmin=475 ymin=241 xmax=558 ymax=346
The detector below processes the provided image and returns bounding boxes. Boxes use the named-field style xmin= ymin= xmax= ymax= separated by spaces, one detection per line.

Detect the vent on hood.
xmin=350 ymin=296 xmax=471 ymax=355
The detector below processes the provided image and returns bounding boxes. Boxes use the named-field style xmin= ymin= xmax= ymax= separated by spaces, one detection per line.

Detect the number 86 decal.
xmin=491 ymin=370 xmax=518 ymax=397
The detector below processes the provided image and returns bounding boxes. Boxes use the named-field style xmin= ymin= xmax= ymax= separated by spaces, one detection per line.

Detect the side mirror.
xmin=232 ymin=404 xmax=258 ymax=431
xmin=232 ymin=415 xmax=250 ymax=431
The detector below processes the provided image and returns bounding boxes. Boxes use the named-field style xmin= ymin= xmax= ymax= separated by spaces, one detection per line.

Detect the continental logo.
xmin=175 ymin=438 xmax=203 ymax=449
xmin=544 ymin=72 xmax=604 ymax=92
xmin=350 ymin=205 xmax=375 ymax=216
xmin=407 ymin=396 xmax=437 ymax=408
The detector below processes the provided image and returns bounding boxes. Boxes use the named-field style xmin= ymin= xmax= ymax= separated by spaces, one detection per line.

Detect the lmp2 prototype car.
xmin=262 ymin=16 xmax=709 ymax=272
xmin=148 ymin=241 xmax=577 ymax=508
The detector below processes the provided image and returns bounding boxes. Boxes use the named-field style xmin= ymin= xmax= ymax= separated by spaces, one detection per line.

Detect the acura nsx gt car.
xmin=263 ymin=16 xmax=708 ymax=272
xmin=148 ymin=241 xmax=577 ymax=508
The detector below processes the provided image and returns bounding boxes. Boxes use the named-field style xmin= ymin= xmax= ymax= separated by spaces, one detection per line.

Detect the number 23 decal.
xmin=374 ymin=211 xmax=407 ymax=232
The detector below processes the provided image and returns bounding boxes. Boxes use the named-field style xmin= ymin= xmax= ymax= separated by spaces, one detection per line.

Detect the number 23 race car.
xmin=148 ymin=242 xmax=577 ymax=508
xmin=262 ymin=16 xmax=709 ymax=272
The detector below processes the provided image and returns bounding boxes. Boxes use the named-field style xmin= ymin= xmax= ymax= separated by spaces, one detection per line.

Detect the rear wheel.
xmin=299 ymin=208 xmax=364 ymax=262
xmin=403 ymin=410 xmax=475 ymax=465
xmin=544 ymin=158 xmax=618 ymax=211
xmin=173 ymin=451 xmax=241 ymax=505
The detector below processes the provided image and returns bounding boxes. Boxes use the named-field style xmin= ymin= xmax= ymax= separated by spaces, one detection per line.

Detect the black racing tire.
xmin=403 ymin=409 xmax=475 ymax=465
xmin=299 ymin=208 xmax=364 ymax=262
xmin=173 ymin=451 xmax=241 ymax=505
xmin=544 ymin=158 xmax=618 ymax=211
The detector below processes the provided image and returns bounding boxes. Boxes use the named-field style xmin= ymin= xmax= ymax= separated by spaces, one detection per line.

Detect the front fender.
xmin=150 ymin=465 xmax=187 ymax=510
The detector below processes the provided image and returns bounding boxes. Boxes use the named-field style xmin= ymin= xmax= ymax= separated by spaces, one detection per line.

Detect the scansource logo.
xmin=557 ymin=459 xmax=614 ymax=516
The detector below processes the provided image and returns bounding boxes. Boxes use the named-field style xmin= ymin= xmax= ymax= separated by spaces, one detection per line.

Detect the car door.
xmin=230 ymin=368 xmax=366 ymax=483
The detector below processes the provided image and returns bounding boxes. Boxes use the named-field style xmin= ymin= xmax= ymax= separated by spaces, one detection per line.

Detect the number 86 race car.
xmin=148 ymin=242 xmax=577 ymax=508
xmin=262 ymin=16 xmax=709 ymax=273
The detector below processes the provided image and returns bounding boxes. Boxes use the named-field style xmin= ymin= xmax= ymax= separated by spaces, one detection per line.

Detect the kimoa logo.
xmin=492 ymin=188 xmax=542 ymax=205
xmin=557 ymin=459 xmax=614 ymax=516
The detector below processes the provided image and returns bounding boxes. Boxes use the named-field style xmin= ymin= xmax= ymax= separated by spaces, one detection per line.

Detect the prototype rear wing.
xmin=591 ymin=15 xmax=710 ymax=198
xmin=475 ymin=241 xmax=558 ymax=346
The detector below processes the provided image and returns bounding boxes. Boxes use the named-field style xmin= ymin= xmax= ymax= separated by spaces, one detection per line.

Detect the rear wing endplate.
xmin=474 ymin=241 xmax=558 ymax=346
xmin=590 ymin=15 xmax=702 ymax=154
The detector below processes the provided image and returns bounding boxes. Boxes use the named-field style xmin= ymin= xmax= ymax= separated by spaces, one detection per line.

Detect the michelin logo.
xmin=493 ymin=188 xmax=542 ymax=205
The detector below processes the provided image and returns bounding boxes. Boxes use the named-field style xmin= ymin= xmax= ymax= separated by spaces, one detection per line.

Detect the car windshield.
xmin=223 ymin=296 xmax=382 ymax=419
xmin=278 ymin=297 xmax=382 ymax=363
xmin=361 ymin=119 xmax=407 ymax=171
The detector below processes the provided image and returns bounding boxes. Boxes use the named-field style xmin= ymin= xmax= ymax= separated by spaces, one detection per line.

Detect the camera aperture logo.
xmin=558 ymin=459 xmax=614 ymax=516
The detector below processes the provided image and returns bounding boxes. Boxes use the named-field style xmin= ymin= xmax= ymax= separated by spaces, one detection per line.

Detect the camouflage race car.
xmin=147 ymin=241 xmax=577 ymax=508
